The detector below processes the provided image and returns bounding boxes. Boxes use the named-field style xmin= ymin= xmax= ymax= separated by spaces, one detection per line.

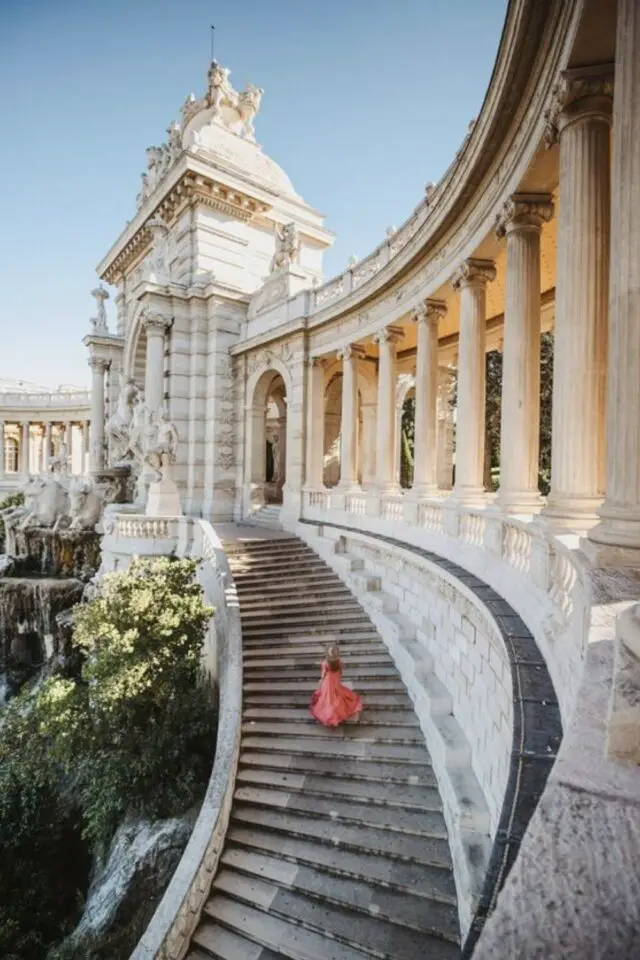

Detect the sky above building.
xmin=0 ymin=0 xmax=506 ymax=388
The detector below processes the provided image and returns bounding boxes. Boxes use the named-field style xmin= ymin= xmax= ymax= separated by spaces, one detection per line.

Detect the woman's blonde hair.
xmin=325 ymin=643 xmax=341 ymax=671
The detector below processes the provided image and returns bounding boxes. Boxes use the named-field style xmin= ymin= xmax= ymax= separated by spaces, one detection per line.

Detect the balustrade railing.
xmin=115 ymin=516 xmax=174 ymax=540
xmin=0 ymin=390 xmax=91 ymax=408
xmin=380 ymin=495 xmax=404 ymax=523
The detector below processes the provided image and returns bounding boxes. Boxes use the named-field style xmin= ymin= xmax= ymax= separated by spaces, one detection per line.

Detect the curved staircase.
xmin=187 ymin=533 xmax=461 ymax=960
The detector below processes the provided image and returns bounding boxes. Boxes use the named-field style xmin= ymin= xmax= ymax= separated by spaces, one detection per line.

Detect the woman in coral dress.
xmin=309 ymin=644 xmax=363 ymax=727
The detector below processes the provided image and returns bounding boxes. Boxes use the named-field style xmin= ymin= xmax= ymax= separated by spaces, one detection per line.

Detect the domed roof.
xmin=184 ymin=117 xmax=300 ymax=199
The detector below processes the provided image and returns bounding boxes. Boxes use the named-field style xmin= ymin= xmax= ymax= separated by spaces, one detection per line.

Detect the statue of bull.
xmin=19 ymin=476 xmax=69 ymax=530
xmin=67 ymin=477 xmax=105 ymax=531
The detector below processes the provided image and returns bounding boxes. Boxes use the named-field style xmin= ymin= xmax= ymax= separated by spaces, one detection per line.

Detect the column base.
xmin=540 ymin=494 xmax=603 ymax=531
xmin=410 ymin=483 xmax=440 ymax=500
xmin=376 ymin=482 xmax=401 ymax=496
xmin=583 ymin=507 xmax=640 ymax=566
xmin=496 ymin=489 xmax=544 ymax=516
xmin=449 ymin=485 xmax=487 ymax=507
xmin=337 ymin=482 xmax=362 ymax=494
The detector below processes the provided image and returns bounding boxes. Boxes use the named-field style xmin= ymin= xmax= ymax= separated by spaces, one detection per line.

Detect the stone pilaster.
xmin=587 ymin=15 xmax=640 ymax=558
xmin=305 ymin=358 xmax=326 ymax=488
xmin=88 ymin=357 xmax=109 ymax=473
xmin=543 ymin=65 xmax=613 ymax=528
xmin=451 ymin=259 xmax=496 ymax=503
xmin=142 ymin=310 xmax=172 ymax=414
xmin=374 ymin=326 xmax=404 ymax=491
xmin=338 ymin=344 xmax=366 ymax=490
xmin=412 ymin=300 xmax=447 ymax=497
xmin=495 ymin=194 xmax=554 ymax=513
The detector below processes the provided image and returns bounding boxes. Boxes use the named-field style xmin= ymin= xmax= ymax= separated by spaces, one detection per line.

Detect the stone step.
xmin=219 ymin=850 xmax=459 ymax=942
xmin=211 ymin=869 xmax=459 ymax=960
xmin=235 ymin=767 xmax=442 ymax=811
xmin=242 ymin=665 xmax=398 ymax=682
xmin=242 ymin=631 xmax=382 ymax=649
xmin=242 ymin=679 xmax=407 ymax=694
xmin=240 ymin=721 xmax=424 ymax=745
xmin=242 ymin=692 xmax=413 ymax=710
xmin=239 ymin=751 xmax=436 ymax=786
xmin=241 ymin=736 xmax=431 ymax=765
xmin=240 ymin=610 xmax=369 ymax=628
xmin=241 ymin=625 xmax=378 ymax=642
xmin=242 ymin=653 xmax=392 ymax=671
xmin=231 ymin=805 xmax=453 ymax=868
xmin=242 ymin=643 xmax=387 ymax=661
xmin=188 ymin=924 xmax=287 ymax=960
xmin=199 ymin=897 xmax=373 ymax=960
xmin=233 ymin=786 xmax=446 ymax=837
xmin=227 ymin=828 xmax=457 ymax=903
xmin=231 ymin=558 xmax=330 ymax=575
xmin=241 ymin=707 xmax=419 ymax=727
xmin=238 ymin=591 xmax=356 ymax=611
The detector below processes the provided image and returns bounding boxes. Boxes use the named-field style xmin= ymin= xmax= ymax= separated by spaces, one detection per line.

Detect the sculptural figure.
xmin=237 ymin=84 xmax=264 ymax=140
xmin=271 ymin=222 xmax=299 ymax=272
xmin=50 ymin=441 xmax=69 ymax=479
xmin=207 ymin=60 xmax=232 ymax=117
xmin=19 ymin=476 xmax=69 ymax=531
xmin=142 ymin=407 xmax=179 ymax=482
xmin=67 ymin=477 xmax=106 ymax=531
xmin=105 ymin=376 xmax=140 ymax=465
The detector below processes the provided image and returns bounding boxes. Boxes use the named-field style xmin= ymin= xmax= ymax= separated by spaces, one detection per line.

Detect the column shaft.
xmin=544 ymin=74 xmax=612 ymax=527
xmin=452 ymin=260 xmax=496 ymax=502
xmin=589 ymin=21 xmax=640 ymax=551
xmin=338 ymin=345 xmax=365 ymax=489
xmin=305 ymin=359 xmax=325 ymax=488
xmin=413 ymin=301 xmax=446 ymax=496
xmin=496 ymin=195 xmax=553 ymax=512
xmin=143 ymin=312 xmax=171 ymax=413
xmin=21 ymin=422 xmax=30 ymax=475
xmin=43 ymin=422 xmax=52 ymax=472
xmin=89 ymin=359 xmax=108 ymax=473
xmin=375 ymin=327 xmax=403 ymax=491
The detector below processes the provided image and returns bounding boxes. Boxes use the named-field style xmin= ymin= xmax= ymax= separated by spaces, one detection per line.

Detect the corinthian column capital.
xmin=88 ymin=356 xmax=109 ymax=373
xmin=544 ymin=62 xmax=614 ymax=147
xmin=373 ymin=325 xmax=404 ymax=347
xmin=413 ymin=299 xmax=448 ymax=326
xmin=495 ymin=194 xmax=554 ymax=238
xmin=451 ymin=258 xmax=496 ymax=291
xmin=337 ymin=343 xmax=366 ymax=363
xmin=141 ymin=307 xmax=172 ymax=334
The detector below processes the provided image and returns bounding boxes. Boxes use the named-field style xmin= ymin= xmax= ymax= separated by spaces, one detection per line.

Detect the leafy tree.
xmin=0 ymin=490 xmax=24 ymax=550
xmin=484 ymin=350 xmax=503 ymax=491
xmin=0 ymin=557 xmax=217 ymax=957
xmin=539 ymin=331 xmax=554 ymax=495
xmin=400 ymin=396 xmax=415 ymax=488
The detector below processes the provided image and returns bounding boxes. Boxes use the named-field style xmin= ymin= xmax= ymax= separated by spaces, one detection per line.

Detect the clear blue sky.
xmin=0 ymin=0 xmax=506 ymax=389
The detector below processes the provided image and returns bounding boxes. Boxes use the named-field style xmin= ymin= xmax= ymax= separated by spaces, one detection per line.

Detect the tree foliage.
xmin=0 ymin=490 xmax=24 ymax=549
xmin=0 ymin=557 xmax=217 ymax=959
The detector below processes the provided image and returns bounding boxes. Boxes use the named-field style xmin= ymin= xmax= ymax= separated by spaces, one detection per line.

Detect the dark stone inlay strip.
xmin=299 ymin=519 xmax=563 ymax=958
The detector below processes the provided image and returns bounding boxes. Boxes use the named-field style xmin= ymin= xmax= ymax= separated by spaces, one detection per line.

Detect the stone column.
xmin=338 ymin=344 xmax=365 ymax=490
xmin=451 ymin=259 xmax=496 ymax=503
xmin=374 ymin=326 xmax=404 ymax=492
xmin=21 ymin=421 xmax=30 ymax=475
xmin=412 ymin=300 xmax=447 ymax=497
xmin=43 ymin=421 xmax=52 ymax=473
xmin=142 ymin=311 xmax=171 ymax=414
xmin=543 ymin=66 xmax=613 ymax=528
xmin=65 ymin=421 xmax=73 ymax=465
xmin=276 ymin=415 xmax=287 ymax=487
xmin=305 ymin=358 xmax=326 ymax=488
xmin=33 ymin=425 xmax=43 ymax=474
xmin=88 ymin=357 xmax=109 ymax=473
xmin=589 ymin=23 xmax=640 ymax=555
xmin=496 ymin=194 xmax=554 ymax=513
xmin=436 ymin=365 xmax=456 ymax=490
xmin=0 ymin=420 xmax=4 ymax=476
xmin=82 ymin=421 xmax=89 ymax=474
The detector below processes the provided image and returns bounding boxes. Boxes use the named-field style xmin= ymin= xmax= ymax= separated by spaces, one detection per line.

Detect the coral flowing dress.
xmin=309 ymin=659 xmax=363 ymax=727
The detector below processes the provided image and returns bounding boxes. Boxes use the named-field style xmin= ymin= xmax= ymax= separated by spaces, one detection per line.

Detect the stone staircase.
xmin=187 ymin=534 xmax=461 ymax=960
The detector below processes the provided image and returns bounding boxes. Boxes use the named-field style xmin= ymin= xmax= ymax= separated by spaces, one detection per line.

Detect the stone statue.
xmin=142 ymin=407 xmax=179 ymax=482
xmin=105 ymin=376 xmax=140 ymax=465
xmin=89 ymin=285 xmax=110 ymax=335
xmin=50 ymin=441 xmax=69 ymax=479
xmin=145 ymin=218 xmax=172 ymax=285
xmin=271 ymin=222 xmax=299 ymax=272
xmin=207 ymin=60 xmax=232 ymax=117
xmin=237 ymin=83 xmax=264 ymax=140
xmin=19 ymin=476 xmax=69 ymax=531
xmin=67 ymin=477 xmax=106 ymax=531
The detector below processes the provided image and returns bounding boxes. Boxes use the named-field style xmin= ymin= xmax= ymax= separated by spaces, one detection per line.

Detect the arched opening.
xmin=4 ymin=435 xmax=18 ymax=474
xmin=248 ymin=370 xmax=287 ymax=505
xmin=323 ymin=374 xmax=342 ymax=486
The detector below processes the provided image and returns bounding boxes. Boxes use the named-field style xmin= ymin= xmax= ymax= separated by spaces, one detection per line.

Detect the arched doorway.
xmin=248 ymin=370 xmax=287 ymax=505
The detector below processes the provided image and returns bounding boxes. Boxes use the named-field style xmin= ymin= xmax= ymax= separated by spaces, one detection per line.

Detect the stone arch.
xmin=245 ymin=363 xmax=293 ymax=507
xmin=123 ymin=302 xmax=149 ymax=388
xmin=396 ymin=373 xmax=415 ymax=488
xmin=322 ymin=356 xmax=378 ymax=486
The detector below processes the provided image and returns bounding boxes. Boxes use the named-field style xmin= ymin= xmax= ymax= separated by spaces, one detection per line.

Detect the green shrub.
xmin=0 ymin=557 xmax=217 ymax=956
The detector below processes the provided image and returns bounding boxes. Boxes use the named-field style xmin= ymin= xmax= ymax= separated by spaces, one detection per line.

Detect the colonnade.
xmin=303 ymin=58 xmax=640 ymax=550
xmin=0 ymin=418 xmax=90 ymax=478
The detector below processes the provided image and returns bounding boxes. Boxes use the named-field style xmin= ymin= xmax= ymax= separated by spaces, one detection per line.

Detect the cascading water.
xmin=0 ymin=525 xmax=100 ymax=703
